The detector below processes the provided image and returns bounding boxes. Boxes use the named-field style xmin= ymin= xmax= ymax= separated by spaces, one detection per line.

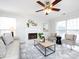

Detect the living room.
xmin=0 ymin=0 xmax=79 ymax=59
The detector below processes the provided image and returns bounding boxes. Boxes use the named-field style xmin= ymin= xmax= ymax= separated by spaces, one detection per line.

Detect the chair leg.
xmin=71 ymin=46 xmax=72 ymax=50
xmin=70 ymin=45 xmax=73 ymax=50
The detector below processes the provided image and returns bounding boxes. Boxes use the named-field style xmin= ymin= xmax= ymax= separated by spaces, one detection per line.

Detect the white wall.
xmin=49 ymin=20 xmax=56 ymax=33
xmin=50 ymin=10 xmax=79 ymax=33
xmin=16 ymin=17 xmax=26 ymax=41
xmin=16 ymin=16 xmax=51 ymax=42
xmin=0 ymin=10 xmax=51 ymax=42
xmin=1 ymin=9 xmax=79 ymax=42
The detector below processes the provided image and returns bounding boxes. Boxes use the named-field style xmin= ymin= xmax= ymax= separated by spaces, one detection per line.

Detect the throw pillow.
xmin=65 ymin=34 xmax=74 ymax=40
xmin=2 ymin=33 xmax=14 ymax=45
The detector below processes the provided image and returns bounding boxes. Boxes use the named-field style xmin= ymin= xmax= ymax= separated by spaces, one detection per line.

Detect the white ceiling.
xmin=0 ymin=0 xmax=79 ymax=19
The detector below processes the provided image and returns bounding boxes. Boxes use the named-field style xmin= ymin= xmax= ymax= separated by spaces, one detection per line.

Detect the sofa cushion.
xmin=2 ymin=33 xmax=14 ymax=45
xmin=2 ymin=39 xmax=19 ymax=59
xmin=0 ymin=38 xmax=6 ymax=58
xmin=62 ymin=39 xmax=75 ymax=45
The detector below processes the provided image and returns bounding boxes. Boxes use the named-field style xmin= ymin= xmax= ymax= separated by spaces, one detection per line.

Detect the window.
xmin=0 ymin=17 xmax=16 ymax=35
xmin=56 ymin=21 xmax=66 ymax=39
xmin=56 ymin=18 xmax=79 ymax=43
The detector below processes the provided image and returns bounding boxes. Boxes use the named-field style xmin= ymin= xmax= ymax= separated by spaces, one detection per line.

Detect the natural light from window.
xmin=0 ymin=17 xmax=16 ymax=35
xmin=56 ymin=18 xmax=79 ymax=44
xmin=0 ymin=17 xmax=16 ymax=29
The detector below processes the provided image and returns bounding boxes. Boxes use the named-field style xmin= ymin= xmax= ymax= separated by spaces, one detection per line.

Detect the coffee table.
xmin=34 ymin=39 xmax=56 ymax=56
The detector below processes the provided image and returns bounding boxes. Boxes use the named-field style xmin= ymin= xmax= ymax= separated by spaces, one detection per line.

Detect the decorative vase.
xmin=42 ymin=37 xmax=45 ymax=42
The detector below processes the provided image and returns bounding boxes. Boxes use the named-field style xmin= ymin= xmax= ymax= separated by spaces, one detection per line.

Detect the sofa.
xmin=0 ymin=33 xmax=20 ymax=59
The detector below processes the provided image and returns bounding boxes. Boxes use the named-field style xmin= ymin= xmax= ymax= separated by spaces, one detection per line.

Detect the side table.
xmin=56 ymin=36 xmax=62 ymax=45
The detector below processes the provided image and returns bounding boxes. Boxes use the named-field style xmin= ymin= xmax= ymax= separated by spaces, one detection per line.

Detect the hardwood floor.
xmin=20 ymin=40 xmax=79 ymax=59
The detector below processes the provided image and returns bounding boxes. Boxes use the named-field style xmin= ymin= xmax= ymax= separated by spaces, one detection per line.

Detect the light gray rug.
xmin=20 ymin=40 xmax=79 ymax=59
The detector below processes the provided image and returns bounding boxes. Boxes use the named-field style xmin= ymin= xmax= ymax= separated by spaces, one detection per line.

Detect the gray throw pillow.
xmin=2 ymin=33 xmax=14 ymax=45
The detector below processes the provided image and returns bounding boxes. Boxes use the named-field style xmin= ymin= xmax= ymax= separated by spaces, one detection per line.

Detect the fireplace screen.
xmin=28 ymin=33 xmax=37 ymax=39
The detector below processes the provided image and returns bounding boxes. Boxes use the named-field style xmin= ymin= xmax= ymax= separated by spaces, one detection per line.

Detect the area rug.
xmin=20 ymin=40 xmax=79 ymax=59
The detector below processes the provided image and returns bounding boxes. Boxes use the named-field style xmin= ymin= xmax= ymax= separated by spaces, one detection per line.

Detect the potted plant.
xmin=38 ymin=33 xmax=45 ymax=42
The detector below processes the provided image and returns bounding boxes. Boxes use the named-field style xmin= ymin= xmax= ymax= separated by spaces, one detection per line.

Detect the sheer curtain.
xmin=56 ymin=21 xmax=66 ymax=39
xmin=0 ymin=17 xmax=16 ymax=36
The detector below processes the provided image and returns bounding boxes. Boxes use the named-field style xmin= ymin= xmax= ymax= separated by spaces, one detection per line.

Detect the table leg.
xmin=54 ymin=44 xmax=56 ymax=52
xmin=34 ymin=40 xmax=36 ymax=46
xmin=45 ymin=48 xmax=46 ymax=56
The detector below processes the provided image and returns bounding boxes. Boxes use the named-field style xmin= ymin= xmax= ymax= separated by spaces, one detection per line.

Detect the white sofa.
xmin=0 ymin=33 xmax=20 ymax=59
xmin=2 ymin=39 xmax=19 ymax=59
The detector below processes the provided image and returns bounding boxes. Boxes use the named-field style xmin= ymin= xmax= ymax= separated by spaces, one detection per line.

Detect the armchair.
xmin=62 ymin=34 xmax=77 ymax=49
xmin=48 ymin=33 xmax=57 ymax=43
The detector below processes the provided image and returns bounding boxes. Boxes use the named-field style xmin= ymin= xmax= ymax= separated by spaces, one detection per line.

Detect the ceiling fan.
xmin=36 ymin=0 xmax=62 ymax=15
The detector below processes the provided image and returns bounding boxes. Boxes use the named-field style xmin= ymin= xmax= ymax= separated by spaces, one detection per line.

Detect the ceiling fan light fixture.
xmin=36 ymin=0 xmax=62 ymax=15
xmin=46 ymin=9 xmax=51 ymax=13
xmin=44 ymin=8 xmax=51 ymax=15
xmin=46 ymin=1 xmax=50 ymax=5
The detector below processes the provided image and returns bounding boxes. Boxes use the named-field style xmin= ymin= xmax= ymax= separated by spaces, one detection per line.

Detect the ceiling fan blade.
xmin=52 ymin=0 xmax=62 ymax=6
xmin=36 ymin=1 xmax=45 ymax=7
xmin=51 ymin=8 xmax=60 ymax=11
xmin=36 ymin=9 xmax=44 ymax=12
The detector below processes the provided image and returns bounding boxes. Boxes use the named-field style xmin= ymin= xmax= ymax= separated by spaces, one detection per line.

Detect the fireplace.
xmin=28 ymin=33 xmax=37 ymax=39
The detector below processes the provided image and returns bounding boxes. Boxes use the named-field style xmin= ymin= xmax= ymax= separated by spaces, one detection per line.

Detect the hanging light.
xmin=43 ymin=2 xmax=52 ymax=15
